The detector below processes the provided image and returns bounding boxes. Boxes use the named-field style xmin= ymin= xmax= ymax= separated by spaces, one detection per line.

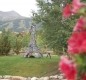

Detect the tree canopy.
xmin=32 ymin=0 xmax=74 ymax=53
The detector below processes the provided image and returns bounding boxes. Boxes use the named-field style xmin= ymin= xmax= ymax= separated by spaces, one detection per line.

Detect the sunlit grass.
xmin=0 ymin=55 xmax=58 ymax=77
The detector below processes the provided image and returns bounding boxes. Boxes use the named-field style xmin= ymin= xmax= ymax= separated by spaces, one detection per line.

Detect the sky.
xmin=0 ymin=0 xmax=38 ymax=17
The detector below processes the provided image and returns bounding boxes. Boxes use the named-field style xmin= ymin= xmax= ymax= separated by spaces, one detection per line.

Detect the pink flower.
xmin=80 ymin=40 xmax=86 ymax=53
xmin=67 ymin=32 xmax=86 ymax=54
xmin=59 ymin=56 xmax=77 ymax=80
xmin=73 ymin=17 xmax=86 ymax=32
xmin=72 ymin=0 xmax=83 ymax=13
xmin=72 ymin=0 xmax=86 ymax=13
xmin=68 ymin=17 xmax=86 ymax=54
xmin=63 ymin=4 xmax=72 ymax=18
xmin=63 ymin=0 xmax=86 ymax=18
xmin=68 ymin=32 xmax=82 ymax=54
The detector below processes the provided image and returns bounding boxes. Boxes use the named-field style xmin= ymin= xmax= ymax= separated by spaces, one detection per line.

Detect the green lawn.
xmin=0 ymin=55 xmax=59 ymax=77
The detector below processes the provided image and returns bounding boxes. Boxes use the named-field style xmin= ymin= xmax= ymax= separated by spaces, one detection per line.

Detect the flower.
xmin=63 ymin=0 xmax=86 ymax=18
xmin=67 ymin=32 xmax=86 ymax=54
xmin=72 ymin=0 xmax=84 ymax=13
xmin=59 ymin=56 xmax=77 ymax=80
xmin=73 ymin=17 xmax=86 ymax=32
xmin=72 ymin=0 xmax=86 ymax=14
xmin=80 ymin=40 xmax=86 ymax=53
xmin=68 ymin=17 xmax=86 ymax=54
xmin=63 ymin=4 xmax=72 ymax=18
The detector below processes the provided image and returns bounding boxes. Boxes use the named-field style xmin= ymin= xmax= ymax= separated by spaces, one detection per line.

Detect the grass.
xmin=0 ymin=55 xmax=59 ymax=77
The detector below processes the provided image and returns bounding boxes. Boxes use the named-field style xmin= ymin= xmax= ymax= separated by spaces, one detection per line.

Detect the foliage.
xmin=21 ymin=32 xmax=30 ymax=47
xmin=33 ymin=0 xmax=73 ymax=53
xmin=12 ymin=36 xmax=22 ymax=55
xmin=10 ymin=32 xmax=30 ymax=55
xmin=0 ymin=30 xmax=30 ymax=55
xmin=0 ymin=29 xmax=11 ymax=55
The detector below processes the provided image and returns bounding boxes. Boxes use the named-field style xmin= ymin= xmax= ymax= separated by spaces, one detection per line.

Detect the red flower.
xmin=68 ymin=17 xmax=86 ymax=54
xmin=73 ymin=17 xmax=86 ymax=32
xmin=67 ymin=32 xmax=80 ymax=53
xmin=80 ymin=40 xmax=86 ymax=53
xmin=59 ymin=56 xmax=77 ymax=80
xmin=63 ymin=4 xmax=72 ymax=18
xmin=67 ymin=32 xmax=86 ymax=54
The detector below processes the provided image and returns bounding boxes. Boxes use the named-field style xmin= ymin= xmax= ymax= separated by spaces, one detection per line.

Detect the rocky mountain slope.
xmin=0 ymin=11 xmax=32 ymax=32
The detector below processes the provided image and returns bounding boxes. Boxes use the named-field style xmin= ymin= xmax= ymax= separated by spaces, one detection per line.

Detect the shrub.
xmin=0 ymin=30 xmax=11 ymax=55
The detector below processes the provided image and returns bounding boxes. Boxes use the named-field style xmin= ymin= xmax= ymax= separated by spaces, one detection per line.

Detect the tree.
xmin=0 ymin=29 xmax=11 ymax=55
xmin=11 ymin=32 xmax=30 ymax=55
xmin=32 ymin=0 xmax=73 ymax=53
xmin=13 ymin=37 xmax=22 ymax=55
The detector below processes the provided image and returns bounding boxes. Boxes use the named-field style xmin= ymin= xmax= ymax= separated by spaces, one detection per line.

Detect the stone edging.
xmin=0 ymin=74 xmax=66 ymax=80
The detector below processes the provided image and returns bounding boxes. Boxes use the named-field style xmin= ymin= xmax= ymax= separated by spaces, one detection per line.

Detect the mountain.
xmin=0 ymin=11 xmax=32 ymax=32
xmin=0 ymin=11 xmax=25 ymax=21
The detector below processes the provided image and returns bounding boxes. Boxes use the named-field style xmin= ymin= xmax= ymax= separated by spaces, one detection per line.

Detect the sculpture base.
xmin=24 ymin=52 xmax=43 ymax=58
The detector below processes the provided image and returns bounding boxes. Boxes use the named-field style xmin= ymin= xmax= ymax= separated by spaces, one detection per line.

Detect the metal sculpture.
xmin=25 ymin=25 xmax=42 ymax=58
